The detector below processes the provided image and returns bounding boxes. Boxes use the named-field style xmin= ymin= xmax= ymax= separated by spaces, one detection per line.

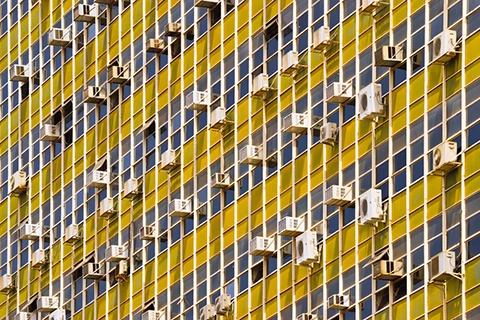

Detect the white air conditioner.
xmin=10 ymin=64 xmax=30 ymax=82
xmin=19 ymin=223 xmax=41 ymax=240
xmin=358 ymin=83 xmax=384 ymax=120
xmin=327 ymin=294 xmax=351 ymax=310
xmin=319 ymin=122 xmax=338 ymax=145
xmin=249 ymin=236 xmax=275 ymax=256
xmin=297 ymin=314 xmax=318 ymax=320
xmin=359 ymin=189 xmax=383 ymax=225
xmin=49 ymin=309 xmax=66 ymax=320
xmin=48 ymin=28 xmax=71 ymax=46
xmin=373 ymin=260 xmax=405 ymax=280
xmin=86 ymin=170 xmax=109 ymax=188
xmin=9 ymin=170 xmax=28 ymax=195
xmin=215 ymin=293 xmax=232 ymax=316
xmin=194 ymin=0 xmax=219 ymax=8
xmin=324 ymin=185 xmax=352 ymax=206
xmin=74 ymin=4 xmax=97 ymax=22
xmin=108 ymin=65 xmax=130 ymax=84
xmin=106 ymin=245 xmax=128 ymax=262
xmin=432 ymin=141 xmax=458 ymax=173
xmin=326 ymin=82 xmax=353 ymax=103
xmin=429 ymin=251 xmax=456 ymax=281
xmin=140 ymin=225 xmax=156 ymax=241
xmin=37 ymin=296 xmax=59 ymax=312
xmin=64 ymin=224 xmax=81 ymax=243
xmin=375 ymin=46 xmax=404 ymax=67
xmin=40 ymin=124 xmax=61 ymax=142
xmin=362 ymin=0 xmax=383 ymax=13
xmin=160 ymin=150 xmax=178 ymax=170
xmin=165 ymin=22 xmax=182 ymax=37
xmin=211 ymin=107 xmax=227 ymax=129
xmin=239 ymin=145 xmax=263 ymax=165
xmin=211 ymin=173 xmax=232 ymax=189
xmin=313 ymin=26 xmax=331 ymax=50
xmin=0 ymin=274 xmax=14 ymax=292
xmin=432 ymin=30 xmax=457 ymax=63
xmin=31 ymin=249 xmax=48 ymax=268
xmin=278 ymin=217 xmax=305 ymax=237
xmin=252 ymin=73 xmax=270 ymax=96
xmin=99 ymin=197 xmax=117 ymax=218
xmin=115 ymin=260 xmax=129 ymax=281
xmin=146 ymin=38 xmax=166 ymax=53
xmin=199 ymin=304 xmax=216 ymax=320
xmin=14 ymin=312 xmax=33 ymax=320
xmin=283 ymin=113 xmax=309 ymax=134
xmin=83 ymin=263 xmax=104 ymax=279
xmin=169 ymin=199 xmax=192 ymax=218
xmin=281 ymin=51 xmax=299 ymax=75
xmin=296 ymin=231 xmax=319 ymax=266
xmin=84 ymin=86 xmax=106 ymax=103
xmin=186 ymin=91 xmax=209 ymax=111
xmin=142 ymin=310 xmax=166 ymax=320
xmin=123 ymin=178 xmax=141 ymax=199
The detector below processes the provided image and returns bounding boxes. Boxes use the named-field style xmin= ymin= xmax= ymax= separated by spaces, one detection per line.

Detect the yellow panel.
xmin=391 ymin=218 xmax=406 ymax=241
xmin=427 ymin=283 xmax=443 ymax=311
xmin=251 ymin=282 xmax=263 ymax=310
xmin=410 ymin=72 xmax=425 ymax=103
xmin=236 ymin=292 xmax=249 ymax=318
xmin=409 ymin=180 xmax=424 ymax=211
xmin=210 ymin=23 xmax=222 ymax=52
xmin=251 ymin=186 xmax=263 ymax=213
xmin=280 ymin=163 xmax=292 ymax=193
xmin=266 ymin=174 xmax=278 ymax=203
xmin=279 ymin=266 xmax=293 ymax=292
xmin=325 ymin=234 xmax=339 ymax=263
xmin=391 ymin=191 xmax=406 ymax=222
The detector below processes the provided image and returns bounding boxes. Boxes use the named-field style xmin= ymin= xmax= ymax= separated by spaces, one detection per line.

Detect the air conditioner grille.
xmin=433 ymin=148 xmax=442 ymax=167
xmin=434 ymin=37 xmax=442 ymax=57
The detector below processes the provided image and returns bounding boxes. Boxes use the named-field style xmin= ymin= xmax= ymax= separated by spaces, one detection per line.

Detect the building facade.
xmin=1 ymin=0 xmax=480 ymax=319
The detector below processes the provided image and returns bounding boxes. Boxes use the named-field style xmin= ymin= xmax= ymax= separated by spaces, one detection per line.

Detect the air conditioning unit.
xmin=249 ymin=236 xmax=275 ymax=256
xmin=211 ymin=173 xmax=232 ymax=189
xmin=19 ymin=223 xmax=41 ymax=240
xmin=9 ymin=170 xmax=28 ymax=195
xmin=14 ymin=312 xmax=32 ymax=320
xmin=86 ymin=170 xmax=109 ymax=188
xmin=327 ymin=294 xmax=351 ymax=310
xmin=186 ymin=91 xmax=209 ymax=111
xmin=146 ymin=38 xmax=166 ymax=53
xmin=319 ymin=122 xmax=338 ymax=145
xmin=358 ymin=83 xmax=384 ymax=120
xmin=239 ymin=145 xmax=263 ymax=165
xmin=123 ymin=178 xmax=141 ymax=199
xmin=283 ymin=113 xmax=309 ymax=133
xmin=160 ymin=150 xmax=178 ymax=170
xmin=84 ymin=86 xmax=106 ymax=103
xmin=195 ymin=0 xmax=219 ymax=8
xmin=0 ymin=274 xmax=14 ymax=292
xmin=31 ymin=249 xmax=48 ymax=268
xmin=429 ymin=251 xmax=456 ymax=281
xmin=10 ymin=64 xmax=30 ymax=82
xmin=375 ymin=46 xmax=404 ymax=67
xmin=83 ymin=263 xmax=104 ymax=279
xmin=359 ymin=189 xmax=384 ymax=225
xmin=215 ymin=293 xmax=232 ymax=316
xmin=373 ymin=260 xmax=405 ymax=280
xmin=165 ymin=22 xmax=182 ymax=37
xmin=252 ymin=73 xmax=270 ymax=96
xmin=48 ymin=28 xmax=71 ymax=46
xmin=106 ymin=245 xmax=128 ymax=262
xmin=313 ymin=26 xmax=331 ymax=50
xmin=210 ymin=107 xmax=227 ymax=129
xmin=140 ymin=225 xmax=156 ymax=241
xmin=326 ymin=82 xmax=353 ymax=103
xmin=199 ymin=304 xmax=216 ymax=320
xmin=142 ymin=310 xmax=166 ymax=320
xmin=49 ymin=309 xmax=66 ymax=320
xmin=362 ymin=0 xmax=384 ymax=13
xmin=37 ymin=296 xmax=59 ymax=312
xmin=169 ymin=199 xmax=192 ymax=218
xmin=64 ymin=224 xmax=81 ymax=243
xmin=99 ymin=197 xmax=117 ymax=218
xmin=115 ymin=260 xmax=129 ymax=281
xmin=281 ymin=51 xmax=299 ymax=75
xmin=324 ymin=185 xmax=352 ymax=206
xmin=432 ymin=141 xmax=458 ymax=173
xmin=40 ymin=124 xmax=61 ymax=142
xmin=432 ymin=30 xmax=457 ymax=63
xmin=108 ymin=65 xmax=130 ymax=84
xmin=74 ymin=4 xmax=97 ymax=22
xmin=278 ymin=217 xmax=305 ymax=237
xmin=296 ymin=231 xmax=319 ymax=266
xmin=297 ymin=314 xmax=317 ymax=320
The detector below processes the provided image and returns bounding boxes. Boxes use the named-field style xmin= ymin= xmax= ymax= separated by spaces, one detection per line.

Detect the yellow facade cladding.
xmin=0 ymin=0 xmax=479 ymax=319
